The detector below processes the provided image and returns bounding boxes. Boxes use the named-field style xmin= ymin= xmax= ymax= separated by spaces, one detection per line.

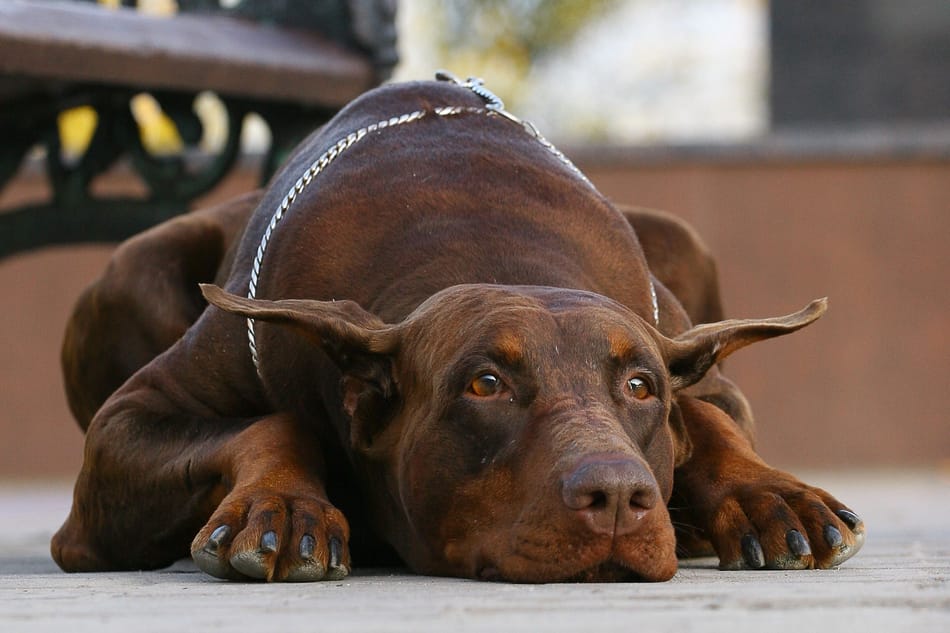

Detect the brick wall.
xmin=1 ymin=154 xmax=947 ymax=477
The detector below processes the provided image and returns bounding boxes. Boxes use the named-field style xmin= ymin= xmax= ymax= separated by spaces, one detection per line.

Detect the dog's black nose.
xmin=561 ymin=457 xmax=659 ymax=536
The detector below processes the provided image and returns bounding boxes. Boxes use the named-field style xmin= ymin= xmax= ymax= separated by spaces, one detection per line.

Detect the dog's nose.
xmin=561 ymin=457 xmax=660 ymax=536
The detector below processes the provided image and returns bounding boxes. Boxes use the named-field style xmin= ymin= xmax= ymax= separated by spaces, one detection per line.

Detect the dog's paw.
xmin=707 ymin=471 xmax=865 ymax=571
xmin=190 ymin=486 xmax=350 ymax=582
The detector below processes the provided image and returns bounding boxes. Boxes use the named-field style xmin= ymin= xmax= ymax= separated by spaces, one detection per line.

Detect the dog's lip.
xmin=474 ymin=541 xmax=670 ymax=583
xmin=564 ymin=560 xmax=645 ymax=583
xmin=476 ymin=555 xmax=648 ymax=583
xmin=477 ymin=564 xmax=504 ymax=581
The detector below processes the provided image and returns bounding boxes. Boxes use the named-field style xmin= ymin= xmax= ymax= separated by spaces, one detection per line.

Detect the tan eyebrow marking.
xmin=607 ymin=329 xmax=636 ymax=361
xmin=493 ymin=332 xmax=525 ymax=365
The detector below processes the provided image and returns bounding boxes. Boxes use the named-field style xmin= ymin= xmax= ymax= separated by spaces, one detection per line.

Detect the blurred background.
xmin=1 ymin=0 xmax=948 ymax=479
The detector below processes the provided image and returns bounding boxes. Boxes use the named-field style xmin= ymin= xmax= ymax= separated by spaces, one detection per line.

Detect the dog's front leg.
xmin=52 ymin=396 xmax=349 ymax=582
xmin=670 ymin=396 xmax=865 ymax=570
xmin=189 ymin=413 xmax=350 ymax=581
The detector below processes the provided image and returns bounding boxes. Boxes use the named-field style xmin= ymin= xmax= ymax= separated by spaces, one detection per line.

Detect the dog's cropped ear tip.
xmin=784 ymin=297 xmax=827 ymax=328
xmin=199 ymin=283 xmax=222 ymax=301
xmin=199 ymin=284 xmax=237 ymax=310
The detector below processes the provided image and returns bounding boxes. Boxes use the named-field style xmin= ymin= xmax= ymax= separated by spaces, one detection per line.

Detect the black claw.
xmin=835 ymin=509 xmax=861 ymax=531
xmin=824 ymin=524 xmax=843 ymax=549
xmin=206 ymin=525 xmax=230 ymax=552
xmin=741 ymin=533 xmax=765 ymax=569
xmin=329 ymin=537 xmax=343 ymax=569
xmin=260 ymin=531 xmax=278 ymax=553
xmin=785 ymin=529 xmax=812 ymax=557
xmin=300 ymin=534 xmax=315 ymax=560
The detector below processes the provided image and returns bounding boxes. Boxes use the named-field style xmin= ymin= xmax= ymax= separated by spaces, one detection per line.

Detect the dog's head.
xmin=202 ymin=283 xmax=825 ymax=582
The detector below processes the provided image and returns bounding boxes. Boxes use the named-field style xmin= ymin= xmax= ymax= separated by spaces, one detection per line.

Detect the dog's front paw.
xmin=190 ymin=486 xmax=350 ymax=582
xmin=707 ymin=471 xmax=865 ymax=571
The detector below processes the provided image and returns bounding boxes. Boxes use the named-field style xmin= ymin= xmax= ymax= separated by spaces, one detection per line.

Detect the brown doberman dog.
xmin=52 ymin=77 xmax=864 ymax=582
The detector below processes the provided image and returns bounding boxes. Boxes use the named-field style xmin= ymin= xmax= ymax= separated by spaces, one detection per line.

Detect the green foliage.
xmin=424 ymin=0 xmax=620 ymax=109
xmin=440 ymin=0 xmax=619 ymax=58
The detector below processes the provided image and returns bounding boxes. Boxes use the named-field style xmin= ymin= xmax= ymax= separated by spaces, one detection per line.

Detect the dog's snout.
xmin=561 ymin=457 xmax=659 ymax=536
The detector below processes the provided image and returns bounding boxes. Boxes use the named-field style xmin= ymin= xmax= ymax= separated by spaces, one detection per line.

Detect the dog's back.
xmin=224 ymin=81 xmax=658 ymax=326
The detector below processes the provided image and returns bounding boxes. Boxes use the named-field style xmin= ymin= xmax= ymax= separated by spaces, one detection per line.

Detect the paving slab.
xmin=2 ymin=470 xmax=948 ymax=632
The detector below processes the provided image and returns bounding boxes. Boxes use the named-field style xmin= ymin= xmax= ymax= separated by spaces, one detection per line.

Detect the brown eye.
xmin=470 ymin=373 xmax=502 ymax=397
xmin=627 ymin=377 xmax=651 ymax=400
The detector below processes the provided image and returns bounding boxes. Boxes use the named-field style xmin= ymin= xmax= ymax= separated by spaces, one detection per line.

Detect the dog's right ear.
xmin=659 ymin=298 xmax=827 ymax=391
xmin=201 ymin=284 xmax=402 ymax=449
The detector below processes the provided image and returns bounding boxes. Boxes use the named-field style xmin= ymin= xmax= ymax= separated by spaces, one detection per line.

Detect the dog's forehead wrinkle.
xmin=403 ymin=293 xmax=572 ymax=378
xmin=405 ymin=286 xmax=653 ymax=372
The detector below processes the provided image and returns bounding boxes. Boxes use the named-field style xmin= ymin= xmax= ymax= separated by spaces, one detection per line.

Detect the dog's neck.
xmin=245 ymin=73 xmax=660 ymax=377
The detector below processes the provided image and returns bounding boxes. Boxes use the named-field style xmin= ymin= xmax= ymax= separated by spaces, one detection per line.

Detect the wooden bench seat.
xmin=0 ymin=1 xmax=377 ymax=107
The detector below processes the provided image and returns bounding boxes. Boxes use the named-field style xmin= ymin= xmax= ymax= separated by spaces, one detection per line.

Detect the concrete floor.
xmin=2 ymin=471 xmax=948 ymax=632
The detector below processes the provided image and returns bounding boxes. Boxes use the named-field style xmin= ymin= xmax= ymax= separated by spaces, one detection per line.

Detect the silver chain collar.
xmin=246 ymin=72 xmax=660 ymax=376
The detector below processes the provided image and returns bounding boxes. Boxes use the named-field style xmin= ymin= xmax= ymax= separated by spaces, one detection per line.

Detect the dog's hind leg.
xmin=61 ymin=192 xmax=259 ymax=429
xmin=619 ymin=205 xmax=724 ymax=326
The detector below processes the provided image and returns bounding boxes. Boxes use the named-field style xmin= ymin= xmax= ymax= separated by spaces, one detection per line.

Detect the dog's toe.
xmin=192 ymin=524 xmax=245 ymax=580
xmin=326 ymin=536 xmax=349 ymax=580
xmin=829 ymin=509 xmax=866 ymax=565
xmin=285 ymin=561 xmax=327 ymax=582
xmin=228 ymin=531 xmax=279 ymax=579
xmin=771 ymin=529 xmax=812 ymax=570
xmin=229 ymin=550 xmax=269 ymax=579
xmin=738 ymin=533 xmax=765 ymax=569
xmin=830 ymin=530 xmax=865 ymax=567
xmin=799 ymin=494 xmax=865 ymax=568
xmin=765 ymin=528 xmax=815 ymax=569
xmin=283 ymin=535 xmax=327 ymax=582
xmin=822 ymin=514 xmax=865 ymax=568
xmin=835 ymin=509 xmax=863 ymax=532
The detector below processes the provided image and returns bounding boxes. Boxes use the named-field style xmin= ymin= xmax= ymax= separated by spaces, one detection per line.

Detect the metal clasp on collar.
xmin=435 ymin=70 xmax=526 ymax=127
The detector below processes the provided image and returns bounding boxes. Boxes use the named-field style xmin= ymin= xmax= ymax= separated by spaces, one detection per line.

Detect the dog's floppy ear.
xmin=201 ymin=284 xmax=401 ymax=449
xmin=200 ymin=284 xmax=399 ymax=361
xmin=661 ymin=298 xmax=827 ymax=391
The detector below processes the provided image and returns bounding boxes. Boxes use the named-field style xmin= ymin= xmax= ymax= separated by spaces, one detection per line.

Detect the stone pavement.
xmin=1 ymin=471 xmax=948 ymax=632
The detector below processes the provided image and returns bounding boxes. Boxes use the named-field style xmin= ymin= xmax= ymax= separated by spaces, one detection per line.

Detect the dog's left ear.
xmin=661 ymin=298 xmax=827 ymax=391
xmin=201 ymin=284 xmax=402 ymax=449
xmin=200 ymin=284 xmax=400 ymax=360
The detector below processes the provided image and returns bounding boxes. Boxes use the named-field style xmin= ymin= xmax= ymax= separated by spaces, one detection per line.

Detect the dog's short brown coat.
xmin=52 ymin=81 xmax=863 ymax=582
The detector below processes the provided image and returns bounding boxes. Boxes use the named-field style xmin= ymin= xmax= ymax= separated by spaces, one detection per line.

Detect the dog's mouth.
xmin=476 ymin=557 xmax=650 ymax=584
xmin=482 ymin=508 xmax=679 ymax=583
xmin=472 ymin=537 xmax=676 ymax=584
xmin=563 ymin=560 xmax=646 ymax=583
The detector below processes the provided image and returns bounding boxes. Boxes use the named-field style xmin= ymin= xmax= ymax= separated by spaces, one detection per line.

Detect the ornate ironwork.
xmin=0 ymin=0 xmax=397 ymax=259
xmin=0 ymin=87 xmax=261 ymax=258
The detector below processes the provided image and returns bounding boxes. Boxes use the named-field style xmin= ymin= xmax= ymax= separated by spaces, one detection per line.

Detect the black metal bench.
xmin=0 ymin=0 xmax=396 ymax=258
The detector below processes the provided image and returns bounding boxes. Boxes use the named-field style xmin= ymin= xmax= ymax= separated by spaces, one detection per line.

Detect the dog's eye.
xmin=470 ymin=373 xmax=502 ymax=397
xmin=626 ymin=377 xmax=651 ymax=400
